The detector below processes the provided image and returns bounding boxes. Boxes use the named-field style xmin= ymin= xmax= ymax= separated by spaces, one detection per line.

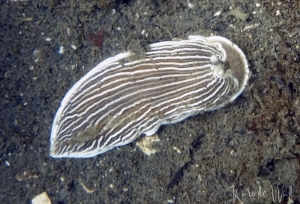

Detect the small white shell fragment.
xmin=5 ymin=161 xmax=10 ymax=166
xmin=111 ymin=9 xmax=116 ymax=15
xmin=31 ymin=192 xmax=51 ymax=204
xmin=79 ymin=181 xmax=95 ymax=193
xmin=167 ymin=199 xmax=174 ymax=203
xmin=136 ymin=135 xmax=161 ymax=156
xmin=198 ymin=174 xmax=202 ymax=181
xmin=187 ymin=0 xmax=194 ymax=9
xmin=71 ymin=44 xmax=77 ymax=50
xmin=242 ymin=24 xmax=259 ymax=32
xmin=214 ymin=10 xmax=222 ymax=16
xmin=58 ymin=46 xmax=64 ymax=54
xmin=173 ymin=146 xmax=182 ymax=154
xmin=45 ymin=37 xmax=51 ymax=42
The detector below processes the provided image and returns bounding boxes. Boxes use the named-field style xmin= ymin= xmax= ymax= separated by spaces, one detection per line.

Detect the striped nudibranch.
xmin=50 ymin=35 xmax=249 ymax=158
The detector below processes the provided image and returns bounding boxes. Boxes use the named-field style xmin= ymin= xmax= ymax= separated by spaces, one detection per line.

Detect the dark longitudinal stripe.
xmin=60 ymin=70 xmax=214 ymax=138
xmin=70 ymin=62 xmax=211 ymax=114
xmin=59 ymin=60 xmax=212 ymax=131
xmin=50 ymin=35 xmax=249 ymax=158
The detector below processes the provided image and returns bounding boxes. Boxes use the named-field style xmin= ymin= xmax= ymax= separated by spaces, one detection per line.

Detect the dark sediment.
xmin=1 ymin=0 xmax=300 ymax=203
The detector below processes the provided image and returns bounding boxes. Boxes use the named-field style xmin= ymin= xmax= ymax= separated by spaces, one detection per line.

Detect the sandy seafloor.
xmin=1 ymin=0 xmax=300 ymax=203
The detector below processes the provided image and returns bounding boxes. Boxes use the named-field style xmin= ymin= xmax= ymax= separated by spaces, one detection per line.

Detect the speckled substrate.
xmin=1 ymin=0 xmax=300 ymax=203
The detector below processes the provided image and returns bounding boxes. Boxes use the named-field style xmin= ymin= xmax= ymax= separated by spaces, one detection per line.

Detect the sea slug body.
xmin=50 ymin=35 xmax=249 ymax=158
